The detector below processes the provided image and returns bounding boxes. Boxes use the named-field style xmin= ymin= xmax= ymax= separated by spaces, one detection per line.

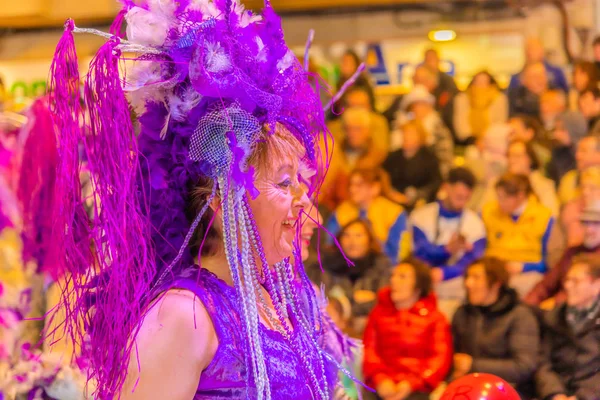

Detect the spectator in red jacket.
xmin=363 ymin=257 xmax=453 ymax=400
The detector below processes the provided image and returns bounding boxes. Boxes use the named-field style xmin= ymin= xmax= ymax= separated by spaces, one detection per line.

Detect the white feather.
xmin=232 ymin=1 xmax=262 ymax=27
xmin=125 ymin=7 xmax=171 ymax=47
xmin=204 ymin=42 xmax=232 ymax=73
xmin=276 ymin=50 xmax=296 ymax=72
xmin=255 ymin=37 xmax=267 ymax=63
xmin=124 ymin=62 xmax=174 ymax=115
xmin=159 ymin=108 xmax=171 ymax=140
xmin=170 ymin=88 xmax=203 ymax=121
xmin=147 ymin=0 xmax=177 ymax=18
xmin=186 ymin=0 xmax=220 ymax=19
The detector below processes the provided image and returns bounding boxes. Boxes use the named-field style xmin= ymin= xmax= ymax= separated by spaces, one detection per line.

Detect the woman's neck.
xmin=403 ymin=147 xmax=419 ymax=159
xmin=358 ymin=197 xmax=375 ymax=210
xmin=200 ymin=252 xmax=233 ymax=286
xmin=393 ymin=294 xmax=419 ymax=310
xmin=203 ymin=252 xmax=291 ymax=328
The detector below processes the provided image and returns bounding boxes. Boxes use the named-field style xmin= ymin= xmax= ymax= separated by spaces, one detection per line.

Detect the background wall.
xmin=0 ymin=0 xmax=596 ymax=103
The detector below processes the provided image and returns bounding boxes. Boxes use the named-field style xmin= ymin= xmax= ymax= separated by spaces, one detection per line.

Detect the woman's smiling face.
xmin=246 ymin=126 xmax=311 ymax=265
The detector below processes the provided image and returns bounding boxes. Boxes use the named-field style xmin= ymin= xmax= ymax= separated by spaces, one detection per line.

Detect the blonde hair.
xmin=250 ymin=123 xmax=306 ymax=177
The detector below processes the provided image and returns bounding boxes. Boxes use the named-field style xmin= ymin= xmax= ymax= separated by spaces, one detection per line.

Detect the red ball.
xmin=440 ymin=373 xmax=521 ymax=400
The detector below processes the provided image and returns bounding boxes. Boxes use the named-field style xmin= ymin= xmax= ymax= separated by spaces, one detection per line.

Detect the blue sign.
xmin=440 ymin=60 xmax=456 ymax=77
xmin=365 ymin=43 xmax=390 ymax=86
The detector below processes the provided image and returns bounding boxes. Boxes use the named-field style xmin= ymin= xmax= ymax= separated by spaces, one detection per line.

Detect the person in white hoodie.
xmin=391 ymin=85 xmax=454 ymax=177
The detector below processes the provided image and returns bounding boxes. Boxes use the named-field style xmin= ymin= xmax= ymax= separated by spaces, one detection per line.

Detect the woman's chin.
xmin=265 ymin=241 xmax=294 ymax=266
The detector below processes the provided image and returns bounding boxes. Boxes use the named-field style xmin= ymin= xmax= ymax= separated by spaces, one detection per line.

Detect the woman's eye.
xmin=278 ymin=179 xmax=293 ymax=189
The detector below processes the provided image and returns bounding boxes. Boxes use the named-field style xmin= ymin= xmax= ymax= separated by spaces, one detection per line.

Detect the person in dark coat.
xmin=451 ymin=257 xmax=540 ymax=398
xmin=535 ymin=254 xmax=600 ymax=400
xmin=364 ymin=256 xmax=453 ymax=400
xmin=509 ymin=62 xmax=555 ymax=118
xmin=383 ymin=120 xmax=442 ymax=211
xmin=547 ymin=111 xmax=588 ymax=188
xmin=423 ymin=48 xmax=458 ymax=141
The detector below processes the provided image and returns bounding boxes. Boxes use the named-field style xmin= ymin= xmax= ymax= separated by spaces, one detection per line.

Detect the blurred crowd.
xmin=307 ymin=38 xmax=600 ymax=400
xmin=0 ymin=32 xmax=600 ymax=400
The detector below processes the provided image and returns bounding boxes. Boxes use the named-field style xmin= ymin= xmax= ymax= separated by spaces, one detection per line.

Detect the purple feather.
xmin=48 ymin=0 xmax=341 ymax=396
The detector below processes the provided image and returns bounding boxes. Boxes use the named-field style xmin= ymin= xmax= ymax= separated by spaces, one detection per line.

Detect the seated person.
xmin=547 ymin=111 xmax=587 ymax=187
xmin=508 ymin=114 xmax=551 ymax=170
xmin=578 ymin=87 xmax=600 ymax=134
xmin=525 ymin=200 xmax=600 ymax=309
xmin=423 ymin=48 xmax=458 ymax=138
xmin=318 ymin=107 xmax=387 ymax=212
xmin=555 ymin=166 xmax=600 ymax=252
xmin=363 ymin=257 xmax=452 ymax=400
xmin=326 ymin=168 xmax=410 ymax=263
xmin=535 ymin=255 xmax=600 ymax=400
xmin=410 ymin=167 xmax=486 ymax=316
xmin=453 ymin=70 xmax=508 ymax=144
xmin=452 ymin=257 xmax=539 ymax=399
xmin=483 ymin=140 xmax=559 ymax=216
xmin=558 ymin=136 xmax=600 ymax=206
xmin=383 ymin=121 xmax=442 ymax=211
xmin=509 ymin=38 xmax=569 ymax=94
xmin=540 ymin=89 xmax=568 ymax=133
xmin=464 ymin=123 xmax=510 ymax=212
xmin=328 ymin=49 xmax=374 ymax=121
xmin=328 ymin=85 xmax=390 ymax=155
xmin=482 ymin=173 xmax=554 ymax=296
xmin=391 ymin=85 xmax=454 ymax=176
xmin=509 ymin=62 xmax=552 ymax=118
xmin=384 ymin=63 xmax=456 ymax=134
xmin=319 ymin=219 xmax=392 ymax=335
xmin=569 ymin=60 xmax=599 ymax=111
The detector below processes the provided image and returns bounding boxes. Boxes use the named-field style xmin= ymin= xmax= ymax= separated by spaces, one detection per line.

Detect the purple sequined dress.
xmin=164 ymin=267 xmax=339 ymax=399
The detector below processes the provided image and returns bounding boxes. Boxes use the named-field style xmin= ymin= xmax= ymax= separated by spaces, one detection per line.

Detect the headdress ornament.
xmin=48 ymin=0 xmax=365 ymax=397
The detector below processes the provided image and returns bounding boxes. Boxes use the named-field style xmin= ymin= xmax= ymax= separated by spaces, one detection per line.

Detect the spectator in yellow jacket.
xmin=326 ymin=168 xmax=410 ymax=263
xmin=482 ymin=173 xmax=554 ymax=297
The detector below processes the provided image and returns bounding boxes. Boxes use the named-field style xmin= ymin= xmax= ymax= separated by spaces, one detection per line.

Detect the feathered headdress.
xmin=48 ymin=0 xmax=365 ymax=398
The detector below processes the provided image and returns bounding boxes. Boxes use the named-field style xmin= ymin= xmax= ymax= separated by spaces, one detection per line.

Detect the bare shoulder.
xmin=122 ymin=289 xmax=217 ymax=399
xmin=143 ymin=289 xmax=217 ymax=367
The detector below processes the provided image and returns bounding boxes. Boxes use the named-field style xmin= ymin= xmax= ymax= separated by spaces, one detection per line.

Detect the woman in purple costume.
xmin=47 ymin=0 xmax=360 ymax=399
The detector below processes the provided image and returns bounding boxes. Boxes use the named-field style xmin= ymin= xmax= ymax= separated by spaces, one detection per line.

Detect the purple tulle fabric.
xmin=160 ymin=267 xmax=339 ymax=399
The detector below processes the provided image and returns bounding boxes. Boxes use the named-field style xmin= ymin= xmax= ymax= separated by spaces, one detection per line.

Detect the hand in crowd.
xmin=376 ymin=379 xmax=397 ymax=399
xmin=388 ymin=190 xmax=409 ymax=205
xmin=376 ymin=379 xmax=413 ymax=400
xmin=540 ymin=297 xmax=556 ymax=311
xmin=506 ymin=262 xmax=524 ymax=276
xmin=552 ymin=128 xmax=571 ymax=146
xmin=431 ymin=268 xmax=444 ymax=284
xmin=452 ymin=353 xmax=473 ymax=379
xmin=445 ymin=233 xmax=472 ymax=255
xmin=353 ymin=290 xmax=376 ymax=303
xmin=393 ymin=381 xmax=413 ymax=400
xmin=552 ymin=395 xmax=577 ymax=400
